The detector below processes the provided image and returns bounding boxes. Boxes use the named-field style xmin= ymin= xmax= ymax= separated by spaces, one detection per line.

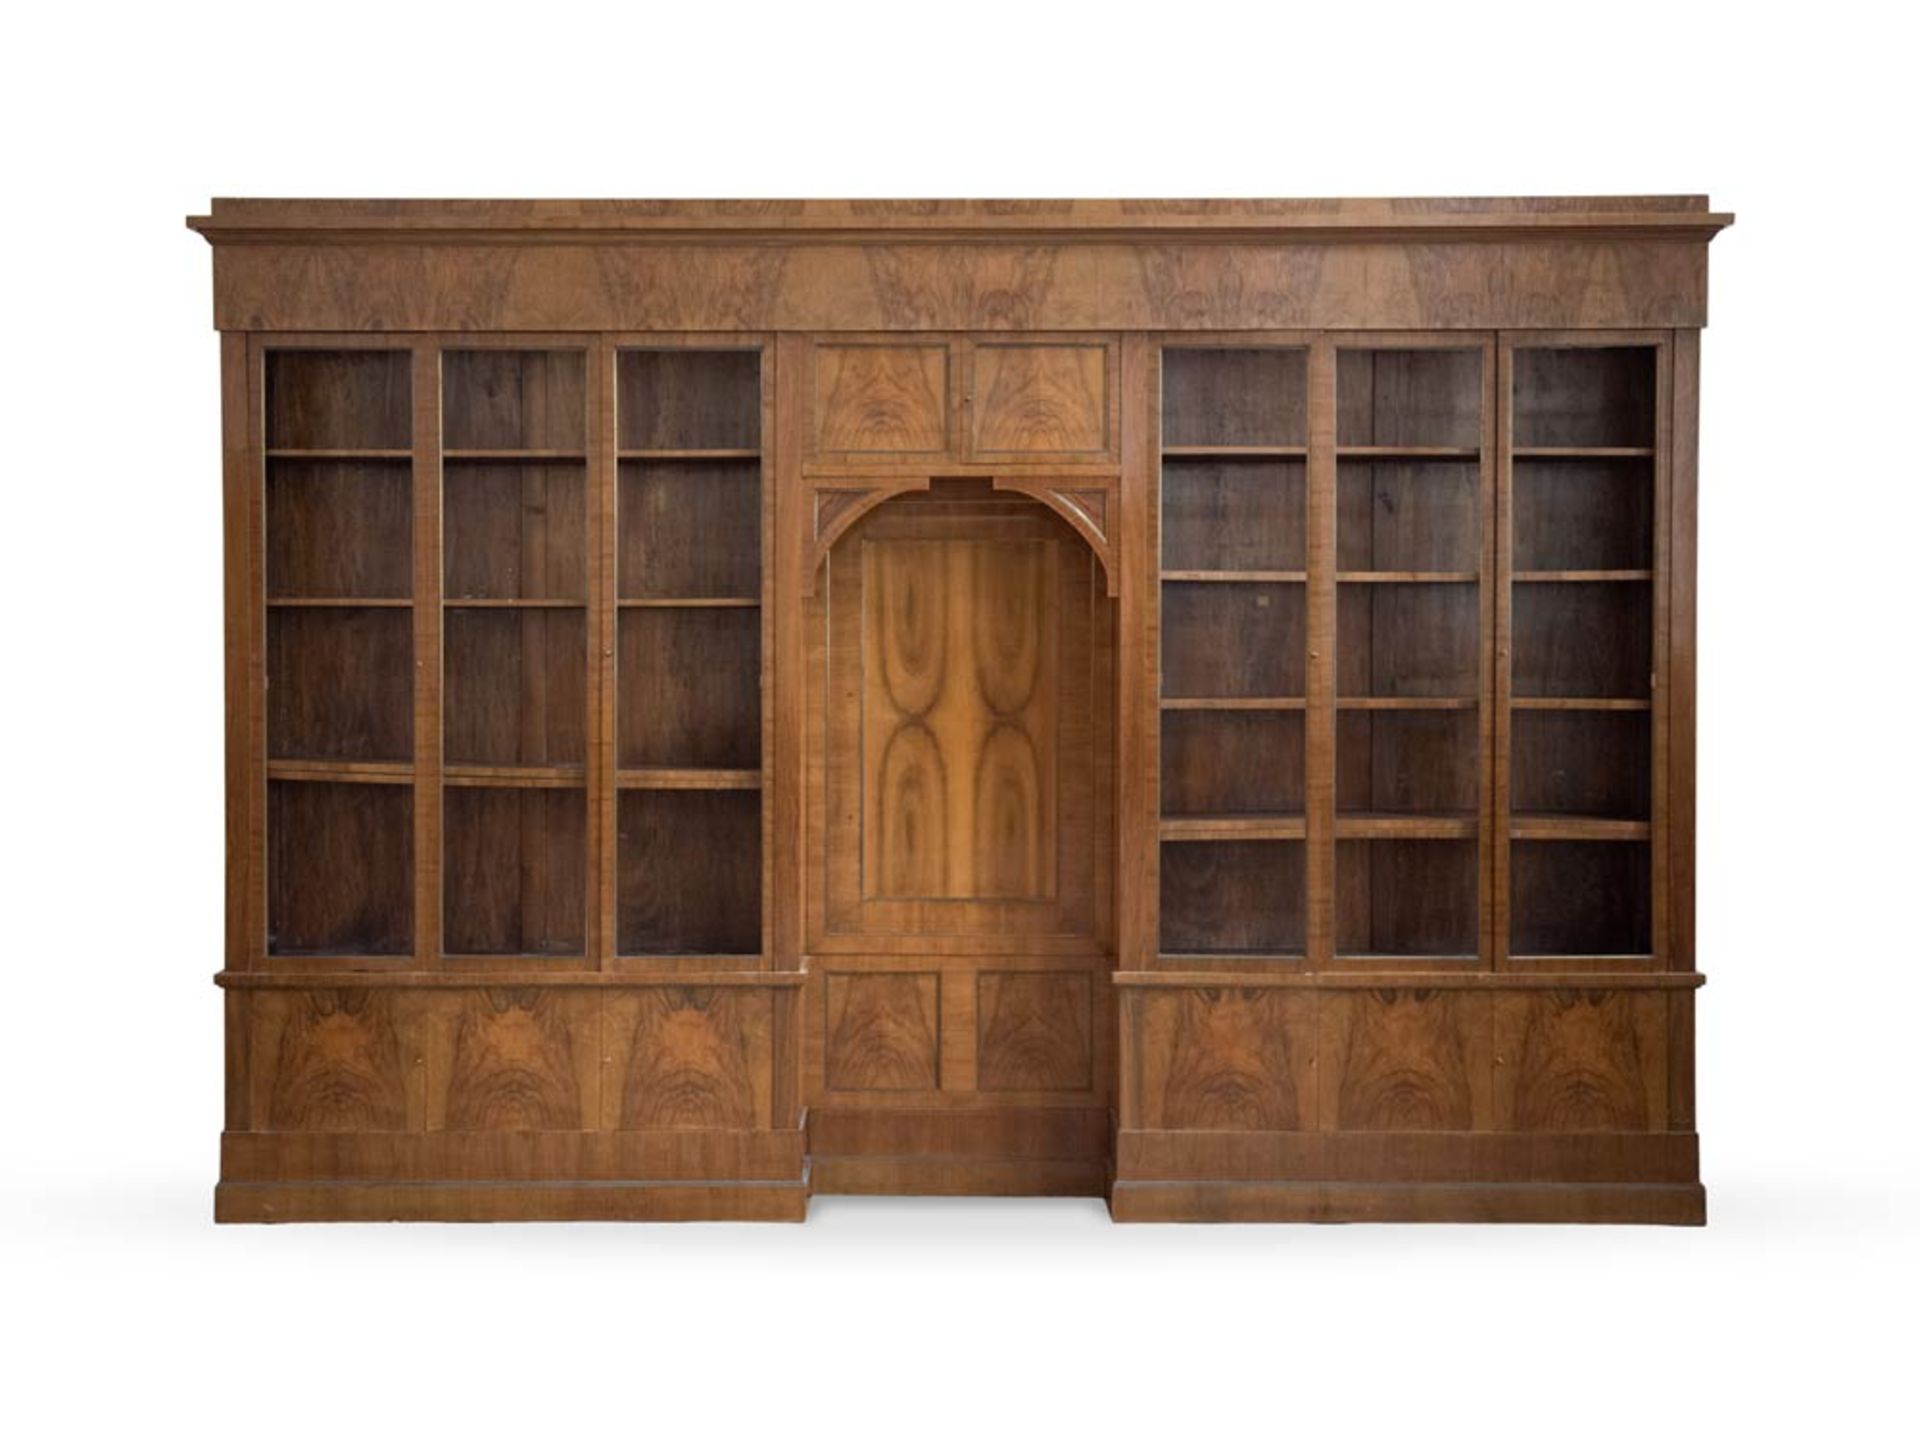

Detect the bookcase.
xmin=194 ymin=196 xmax=1728 ymax=1223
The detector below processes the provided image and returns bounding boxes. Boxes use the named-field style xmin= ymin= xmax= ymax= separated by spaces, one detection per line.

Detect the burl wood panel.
xmin=211 ymin=239 xmax=1713 ymax=333
xmin=246 ymin=989 xmax=426 ymax=1131
xmin=815 ymin=489 xmax=1111 ymax=948
xmin=1318 ymin=990 xmax=1494 ymax=1130
xmin=825 ymin=973 xmax=941 ymax=1092
xmin=1135 ymin=989 xmax=1317 ymax=1130
xmin=1494 ymin=990 xmax=1667 ymax=1132
xmin=604 ymin=988 xmax=774 ymax=1130
xmin=812 ymin=343 xmax=948 ymax=453
xmin=976 ymin=972 xmax=1093 ymax=1092
xmin=969 ymin=343 xmax=1110 ymax=455
xmin=862 ymin=537 xmax=1058 ymax=901
xmin=426 ymin=989 xmax=598 ymax=1130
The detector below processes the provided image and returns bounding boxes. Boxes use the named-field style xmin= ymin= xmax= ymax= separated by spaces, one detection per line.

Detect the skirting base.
xmin=215 ymin=1175 xmax=810 ymax=1223
xmin=1109 ymin=1179 xmax=1706 ymax=1224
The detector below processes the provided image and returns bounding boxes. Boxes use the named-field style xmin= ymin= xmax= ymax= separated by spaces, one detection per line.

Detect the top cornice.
xmin=187 ymin=196 xmax=1735 ymax=245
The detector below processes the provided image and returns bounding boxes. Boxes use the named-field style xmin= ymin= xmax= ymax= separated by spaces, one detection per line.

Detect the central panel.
xmin=862 ymin=535 xmax=1059 ymax=902
xmin=804 ymin=483 xmax=1116 ymax=1192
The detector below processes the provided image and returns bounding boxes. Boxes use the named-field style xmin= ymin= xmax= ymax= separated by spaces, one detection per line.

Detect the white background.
xmin=3 ymin=2 xmax=1915 ymax=1435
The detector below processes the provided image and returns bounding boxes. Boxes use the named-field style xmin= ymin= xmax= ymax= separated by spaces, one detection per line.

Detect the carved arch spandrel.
xmin=802 ymin=474 xmax=1119 ymax=598
xmin=990 ymin=477 xmax=1118 ymax=597
xmin=801 ymin=477 xmax=931 ymax=597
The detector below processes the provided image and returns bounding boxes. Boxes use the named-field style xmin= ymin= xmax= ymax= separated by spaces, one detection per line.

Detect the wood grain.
xmin=813 ymin=343 xmax=948 ymax=453
xmin=1136 ymin=988 xmax=1316 ymax=1130
xmin=1319 ymin=989 xmax=1493 ymax=1129
xmin=969 ymin=343 xmax=1109 ymax=455
xmin=1494 ymin=989 xmax=1666 ymax=1131
xmin=249 ymin=989 xmax=424 ymax=1131
xmin=606 ymin=988 xmax=773 ymax=1129
xmin=861 ymin=536 xmax=1057 ymax=900
xmin=825 ymin=973 xmax=940 ymax=1091
xmin=976 ymin=972 xmax=1093 ymax=1091
xmin=429 ymin=989 xmax=595 ymax=1129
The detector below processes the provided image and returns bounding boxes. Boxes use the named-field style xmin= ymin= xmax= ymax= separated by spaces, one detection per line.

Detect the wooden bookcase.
xmin=193 ymin=196 xmax=1729 ymax=1223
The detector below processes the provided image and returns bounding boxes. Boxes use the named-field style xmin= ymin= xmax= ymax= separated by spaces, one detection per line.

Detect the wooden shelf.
xmin=266 ymin=596 xmax=411 ymax=608
xmin=1162 ymin=444 xmax=1307 ymax=458
xmin=267 ymin=448 xmax=411 ymax=461
xmin=616 ymin=596 xmax=761 ymax=608
xmin=445 ymin=448 xmax=586 ymax=462
xmin=443 ymin=763 xmax=586 ymax=789
xmin=1161 ymin=696 xmax=1306 ymax=712
xmin=1160 ymin=814 xmax=1306 ymax=842
xmin=1513 ymin=570 xmax=1653 ymax=583
xmin=619 ymin=448 xmax=760 ymax=461
xmin=1509 ymin=814 xmax=1651 ymax=841
xmin=1337 ymin=696 xmax=1476 ymax=711
xmin=616 ymin=767 xmax=762 ymax=790
xmin=1161 ymin=570 xmax=1306 ymax=584
xmin=443 ymin=597 xmax=586 ymax=609
xmin=1512 ymin=446 xmax=1655 ymax=459
xmin=1336 ymin=814 xmax=1477 ymax=839
xmin=266 ymin=759 xmax=413 ymax=785
xmin=1337 ymin=570 xmax=1478 ymax=584
xmin=1510 ymin=697 xmax=1652 ymax=712
xmin=1337 ymin=445 xmax=1479 ymax=460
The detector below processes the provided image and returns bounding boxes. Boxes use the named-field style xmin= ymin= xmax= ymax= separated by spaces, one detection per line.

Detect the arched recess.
xmin=800 ymin=474 xmax=1119 ymax=597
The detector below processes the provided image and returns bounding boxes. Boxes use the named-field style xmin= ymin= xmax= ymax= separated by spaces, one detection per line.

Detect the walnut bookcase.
xmin=192 ymin=196 xmax=1729 ymax=1223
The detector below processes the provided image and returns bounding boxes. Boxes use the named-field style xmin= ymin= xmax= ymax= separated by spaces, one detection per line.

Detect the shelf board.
xmin=1161 ymin=696 xmax=1307 ymax=712
xmin=1509 ymin=814 xmax=1651 ymax=841
xmin=266 ymin=596 xmax=411 ymax=608
xmin=1337 ymin=570 xmax=1478 ymax=584
xmin=1337 ymin=696 xmax=1477 ymax=712
xmin=616 ymin=768 xmax=763 ymax=791
xmin=267 ymin=759 xmax=413 ymax=785
xmin=616 ymin=596 xmax=761 ymax=608
xmin=1512 ymin=446 xmax=1656 ymax=459
xmin=443 ymin=763 xmax=586 ymax=789
xmin=1510 ymin=697 xmax=1651 ymax=712
xmin=444 ymin=449 xmax=586 ymax=462
xmin=267 ymin=448 xmax=411 ymax=461
xmin=1513 ymin=570 xmax=1653 ymax=583
xmin=442 ymin=597 xmax=586 ymax=609
xmin=1336 ymin=814 xmax=1478 ymax=839
xmin=1161 ymin=570 xmax=1307 ymax=584
xmin=1162 ymin=444 xmax=1308 ymax=459
xmin=618 ymin=448 xmax=761 ymax=461
xmin=1337 ymin=445 xmax=1480 ymax=460
xmin=1161 ymin=814 xmax=1305 ymax=842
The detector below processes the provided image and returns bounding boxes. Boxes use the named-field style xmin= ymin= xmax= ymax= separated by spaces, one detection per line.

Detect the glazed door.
xmin=803 ymin=482 xmax=1115 ymax=1184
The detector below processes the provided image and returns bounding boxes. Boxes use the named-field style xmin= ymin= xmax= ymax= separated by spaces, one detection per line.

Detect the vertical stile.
xmin=1118 ymin=335 xmax=1159 ymax=971
xmin=759 ymin=341 xmax=776 ymax=969
xmin=1491 ymin=337 xmax=1515 ymax=969
xmin=231 ymin=335 xmax=266 ymax=972
xmin=1669 ymin=329 xmax=1701 ymax=973
xmin=589 ymin=339 xmax=618 ymax=969
xmin=1305 ymin=339 xmax=1337 ymax=970
xmin=1651 ymin=337 xmax=1674 ymax=967
xmin=1477 ymin=337 xmax=1498 ymax=969
xmin=772 ymin=335 xmax=807 ymax=972
xmin=412 ymin=343 xmax=443 ymax=967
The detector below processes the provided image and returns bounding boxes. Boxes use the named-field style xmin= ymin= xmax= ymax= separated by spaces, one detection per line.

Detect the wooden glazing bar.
xmin=413 ymin=343 xmax=443 ymax=968
xmin=1305 ymin=338 xmax=1336 ymax=970
xmin=1670 ymin=329 xmax=1701 ymax=971
xmin=589 ymin=338 xmax=618 ymax=969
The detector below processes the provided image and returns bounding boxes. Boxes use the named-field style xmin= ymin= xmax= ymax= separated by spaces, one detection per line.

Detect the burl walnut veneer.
xmin=191 ymin=196 xmax=1730 ymax=1223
